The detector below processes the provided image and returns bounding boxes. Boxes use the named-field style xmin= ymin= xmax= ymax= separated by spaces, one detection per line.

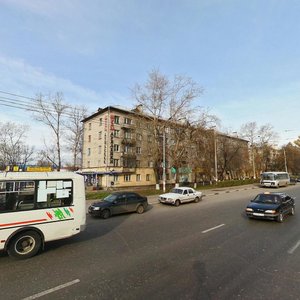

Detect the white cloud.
xmin=0 ymin=54 xmax=129 ymax=155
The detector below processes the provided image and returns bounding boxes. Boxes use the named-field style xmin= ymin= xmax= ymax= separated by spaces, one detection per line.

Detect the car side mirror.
xmin=250 ymin=199 xmax=254 ymax=202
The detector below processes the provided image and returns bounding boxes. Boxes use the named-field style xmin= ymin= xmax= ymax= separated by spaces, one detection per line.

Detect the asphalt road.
xmin=1 ymin=185 xmax=300 ymax=300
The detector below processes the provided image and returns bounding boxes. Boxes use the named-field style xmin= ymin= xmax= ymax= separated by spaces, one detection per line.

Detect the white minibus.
xmin=0 ymin=172 xmax=86 ymax=259
xmin=260 ymin=171 xmax=290 ymax=188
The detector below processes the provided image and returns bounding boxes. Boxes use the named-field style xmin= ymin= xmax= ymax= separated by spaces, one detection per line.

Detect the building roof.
xmin=82 ymin=105 xmax=148 ymax=123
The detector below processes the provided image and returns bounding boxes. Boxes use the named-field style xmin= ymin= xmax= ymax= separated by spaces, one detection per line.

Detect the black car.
xmin=88 ymin=192 xmax=148 ymax=219
xmin=245 ymin=192 xmax=295 ymax=222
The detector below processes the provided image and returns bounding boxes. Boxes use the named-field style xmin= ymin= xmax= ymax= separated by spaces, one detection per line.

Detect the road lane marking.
xmin=22 ymin=279 xmax=80 ymax=300
xmin=202 ymin=224 xmax=225 ymax=234
xmin=288 ymin=240 xmax=300 ymax=254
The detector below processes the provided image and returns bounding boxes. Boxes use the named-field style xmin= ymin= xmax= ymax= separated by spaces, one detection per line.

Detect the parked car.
xmin=158 ymin=187 xmax=202 ymax=206
xmin=88 ymin=192 xmax=148 ymax=219
xmin=245 ymin=192 xmax=295 ymax=222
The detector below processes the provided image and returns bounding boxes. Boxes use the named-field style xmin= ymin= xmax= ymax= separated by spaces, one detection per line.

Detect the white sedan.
xmin=158 ymin=187 xmax=203 ymax=206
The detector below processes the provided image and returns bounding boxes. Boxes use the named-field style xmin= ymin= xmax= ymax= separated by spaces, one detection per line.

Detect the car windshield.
xmin=103 ymin=194 xmax=119 ymax=203
xmin=261 ymin=174 xmax=275 ymax=180
xmin=171 ymin=188 xmax=183 ymax=194
xmin=253 ymin=194 xmax=281 ymax=204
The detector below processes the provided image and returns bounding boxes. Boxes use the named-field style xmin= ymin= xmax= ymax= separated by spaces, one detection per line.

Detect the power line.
xmin=0 ymin=90 xmax=68 ymax=112
xmin=0 ymin=94 xmax=79 ymax=118
xmin=0 ymin=90 xmax=76 ymax=109
xmin=0 ymin=98 xmax=74 ymax=118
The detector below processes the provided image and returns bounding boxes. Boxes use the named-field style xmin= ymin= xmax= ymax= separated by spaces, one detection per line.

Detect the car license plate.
xmin=253 ymin=212 xmax=264 ymax=216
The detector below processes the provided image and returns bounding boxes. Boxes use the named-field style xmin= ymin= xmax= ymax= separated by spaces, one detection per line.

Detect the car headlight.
xmin=246 ymin=208 xmax=253 ymax=212
xmin=92 ymin=206 xmax=100 ymax=211
xmin=265 ymin=210 xmax=276 ymax=214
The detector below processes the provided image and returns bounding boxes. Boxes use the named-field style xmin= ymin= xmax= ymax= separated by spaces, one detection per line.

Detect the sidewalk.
xmin=85 ymin=184 xmax=259 ymax=211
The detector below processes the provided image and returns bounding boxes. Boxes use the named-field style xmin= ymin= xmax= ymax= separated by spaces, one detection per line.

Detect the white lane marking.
xmin=22 ymin=279 xmax=80 ymax=300
xmin=202 ymin=224 xmax=225 ymax=234
xmin=288 ymin=240 xmax=300 ymax=254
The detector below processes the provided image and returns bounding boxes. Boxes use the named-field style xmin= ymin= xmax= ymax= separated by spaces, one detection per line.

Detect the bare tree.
xmin=187 ymin=111 xmax=220 ymax=183
xmin=217 ymin=134 xmax=248 ymax=180
xmin=131 ymin=69 xmax=204 ymax=185
xmin=64 ymin=105 xmax=88 ymax=170
xmin=240 ymin=122 xmax=278 ymax=175
xmin=33 ymin=92 xmax=68 ymax=171
xmin=0 ymin=122 xmax=34 ymax=169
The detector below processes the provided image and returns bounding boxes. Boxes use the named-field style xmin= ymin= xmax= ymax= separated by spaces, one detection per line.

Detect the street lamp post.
xmin=212 ymin=127 xmax=218 ymax=182
xmin=251 ymin=143 xmax=256 ymax=179
xmin=283 ymin=148 xmax=288 ymax=173
xmin=163 ymin=130 xmax=166 ymax=192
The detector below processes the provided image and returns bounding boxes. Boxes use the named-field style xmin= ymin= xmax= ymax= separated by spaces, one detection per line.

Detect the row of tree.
xmin=0 ymin=92 xmax=87 ymax=170
xmin=1 ymin=69 xmax=300 ymax=178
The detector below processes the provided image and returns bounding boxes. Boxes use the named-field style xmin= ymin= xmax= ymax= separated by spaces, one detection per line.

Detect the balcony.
xmin=121 ymin=138 xmax=136 ymax=146
xmin=121 ymin=123 xmax=135 ymax=130
xmin=121 ymin=167 xmax=136 ymax=173
xmin=121 ymin=152 xmax=137 ymax=159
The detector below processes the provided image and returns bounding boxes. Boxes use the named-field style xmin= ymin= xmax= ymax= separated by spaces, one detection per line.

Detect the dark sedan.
xmin=88 ymin=191 xmax=148 ymax=219
xmin=245 ymin=192 xmax=295 ymax=222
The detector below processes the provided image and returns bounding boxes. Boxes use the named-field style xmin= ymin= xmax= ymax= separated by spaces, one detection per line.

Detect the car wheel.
xmin=175 ymin=200 xmax=180 ymax=207
xmin=136 ymin=205 xmax=145 ymax=214
xmin=101 ymin=209 xmax=111 ymax=219
xmin=277 ymin=212 xmax=284 ymax=223
xmin=194 ymin=197 xmax=200 ymax=203
xmin=290 ymin=207 xmax=295 ymax=216
xmin=7 ymin=231 xmax=42 ymax=259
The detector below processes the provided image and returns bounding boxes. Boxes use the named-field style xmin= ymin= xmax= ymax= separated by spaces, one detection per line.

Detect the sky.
xmin=1 ymin=0 xmax=300 ymax=155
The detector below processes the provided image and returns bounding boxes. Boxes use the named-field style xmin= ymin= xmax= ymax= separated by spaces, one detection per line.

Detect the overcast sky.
xmin=1 ymin=0 xmax=300 ymax=150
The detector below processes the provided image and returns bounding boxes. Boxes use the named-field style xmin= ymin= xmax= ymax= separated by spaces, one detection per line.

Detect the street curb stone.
xmin=86 ymin=184 xmax=260 ymax=211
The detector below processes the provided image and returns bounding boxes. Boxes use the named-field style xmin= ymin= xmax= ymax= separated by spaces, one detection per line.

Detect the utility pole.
xmin=252 ymin=143 xmax=256 ymax=179
xmin=214 ymin=128 xmax=218 ymax=182
xmin=163 ymin=130 xmax=166 ymax=192
xmin=283 ymin=148 xmax=288 ymax=173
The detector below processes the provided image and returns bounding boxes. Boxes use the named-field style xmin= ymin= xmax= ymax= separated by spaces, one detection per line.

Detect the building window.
xmin=88 ymin=123 xmax=92 ymax=130
xmin=147 ymin=135 xmax=152 ymax=143
xmin=146 ymin=174 xmax=151 ymax=181
xmin=124 ymin=145 xmax=130 ymax=153
xmin=99 ymin=118 xmax=102 ymax=126
xmin=88 ymin=135 xmax=91 ymax=142
xmin=113 ymin=175 xmax=119 ymax=182
xmin=98 ymin=145 xmax=102 ymax=154
xmin=98 ymin=131 xmax=102 ymax=140
xmin=114 ymin=116 xmax=120 ymax=124
xmin=136 ymin=174 xmax=141 ymax=182
xmin=124 ymin=174 xmax=131 ymax=182
xmin=114 ymin=144 xmax=119 ymax=152
xmin=87 ymin=161 xmax=90 ymax=168
xmin=114 ymin=130 xmax=120 ymax=137
xmin=148 ymin=161 xmax=153 ymax=167
xmin=136 ymin=160 xmax=140 ymax=167
xmin=136 ymin=147 xmax=141 ymax=154
xmin=124 ymin=117 xmax=132 ymax=125
xmin=87 ymin=148 xmax=91 ymax=156
xmin=125 ymin=131 xmax=131 ymax=139
xmin=136 ymin=133 xmax=142 ymax=141
xmin=113 ymin=159 xmax=119 ymax=167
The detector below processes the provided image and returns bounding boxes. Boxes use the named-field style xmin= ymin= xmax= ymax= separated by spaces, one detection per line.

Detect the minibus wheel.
xmin=7 ymin=231 xmax=42 ymax=259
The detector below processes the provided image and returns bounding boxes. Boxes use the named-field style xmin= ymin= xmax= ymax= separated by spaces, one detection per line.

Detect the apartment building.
xmin=81 ymin=106 xmax=156 ymax=188
xmin=81 ymin=105 xmax=250 ymax=189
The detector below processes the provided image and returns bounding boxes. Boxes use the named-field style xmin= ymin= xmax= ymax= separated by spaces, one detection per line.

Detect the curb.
xmin=147 ymin=185 xmax=260 ymax=205
xmin=85 ymin=185 xmax=260 ymax=210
